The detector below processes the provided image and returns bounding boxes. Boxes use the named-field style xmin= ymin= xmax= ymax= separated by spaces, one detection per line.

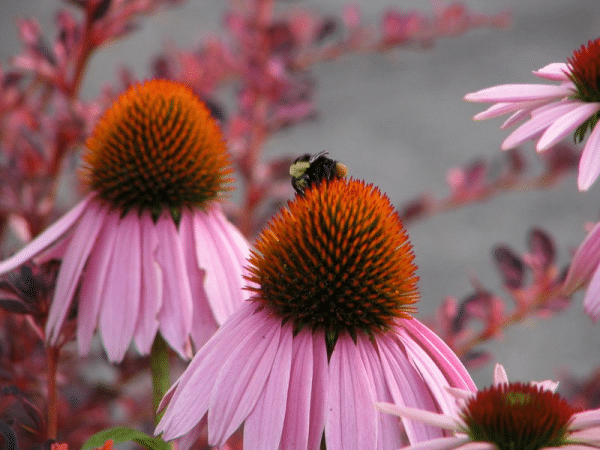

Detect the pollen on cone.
xmin=245 ymin=177 xmax=419 ymax=337
xmin=568 ymin=38 xmax=600 ymax=101
xmin=82 ymin=79 xmax=233 ymax=215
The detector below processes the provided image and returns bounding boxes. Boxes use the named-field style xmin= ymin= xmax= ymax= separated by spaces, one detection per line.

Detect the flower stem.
xmin=46 ymin=345 xmax=59 ymax=440
xmin=150 ymin=334 xmax=171 ymax=425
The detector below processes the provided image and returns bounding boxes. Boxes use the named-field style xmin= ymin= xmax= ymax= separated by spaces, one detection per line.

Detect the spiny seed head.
xmin=245 ymin=178 xmax=419 ymax=340
xmin=462 ymin=382 xmax=578 ymax=450
xmin=82 ymin=79 xmax=233 ymax=219
xmin=567 ymin=38 xmax=600 ymax=143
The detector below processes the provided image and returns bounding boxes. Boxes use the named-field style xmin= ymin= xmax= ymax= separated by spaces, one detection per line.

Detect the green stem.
xmin=150 ymin=334 xmax=171 ymax=425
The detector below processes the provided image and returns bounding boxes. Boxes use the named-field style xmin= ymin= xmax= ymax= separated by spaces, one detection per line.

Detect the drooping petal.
xmin=374 ymin=403 xmax=461 ymax=431
xmin=307 ymin=331 xmax=329 ymax=450
xmin=583 ymin=265 xmax=600 ymax=322
xmin=537 ymin=103 xmax=600 ymax=151
xmin=356 ymin=336 xmax=403 ymax=450
xmin=191 ymin=208 xmax=249 ymax=324
xmin=178 ymin=211 xmax=217 ymax=350
xmin=473 ymin=99 xmax=547 ymax=121
xmin=133 ymin=212 xmax=163 ymax=354
xmin=377 ymin=334 xmax=443 ymax=443
xmin=398 ymin=436 xmax=472 ymax=450
xmin=578 ymin=122 xmax=600 ymax=191
xmin=464 ymin=83 xmax=575 ymax=103
xmin=46 ymin=200 xmax=106 ymax=344
xmin=77 ymin=210 xmax=120 ymax=356
xmin=155 ymin=212 xmax=194 ymax=359
xmin=244 ymin=322 xmax=293 ymax=450
xmin=532 ymin=63 xmax=572 ymax=81
xmin=501 ymin=101 xmax=581 ymax=150
xmin=563 ymin=221 xmax=600 ymax=295
xmin=99 ymin=211 xmax=142 ymax=363
xmin=208 ymin=313 xmax=282 ymax=447
xmin=0 ymin=194 xmax=94 ymax=275
xmin=399 ymin=319 xmax=476 ymax=392
xmin=175 ymin=417 xmax=206 ymax=450
xmin=570 ymin=408 xmax=600 ymax=430
xmin=156 ymin=303 xmax=261 ymax=440
xmin=279 ymin=329 xmax=316 ymax=450
xmin=325 ymin=336 xmax=377 ymax=450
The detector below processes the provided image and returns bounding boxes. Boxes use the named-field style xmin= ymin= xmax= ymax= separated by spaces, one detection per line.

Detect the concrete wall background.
xmin=2 ymin=0 xmax=600 ymax=388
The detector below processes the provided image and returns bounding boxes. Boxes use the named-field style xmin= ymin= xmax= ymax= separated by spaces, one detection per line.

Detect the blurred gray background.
xmin=2 ymin=0 xmax=600 ymax=388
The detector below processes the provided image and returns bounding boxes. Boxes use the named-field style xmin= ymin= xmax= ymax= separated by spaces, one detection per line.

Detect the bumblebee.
xmin=289 ymin=151 xmax=347 ymax=195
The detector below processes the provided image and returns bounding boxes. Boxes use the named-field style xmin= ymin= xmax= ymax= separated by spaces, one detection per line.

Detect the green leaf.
xmin=81 ymin=427 xmax=170 ymax=450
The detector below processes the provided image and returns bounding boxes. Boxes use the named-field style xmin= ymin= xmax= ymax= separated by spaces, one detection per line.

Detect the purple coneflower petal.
xmin=537 ymin=103 xmax=600 ymax=151
xmin=0 ymin=194 xmax=93 ymax=275
xmin=357 ymin=337 xmax=403 ymax=449
xmin=156 ymin=303 xmax=258 ymax=440
xmin=155 ymin=212 xmax=194 ymax=358
xmin=244 ymin=323 xmax=293 ymax=450
xmin=208 ymin=314 xmax=282 ymax=447
xmin=280 ymin=330 xmax=324 ymax=450
xmin=326 ymin=336 xmax=377 ymax=450
xmin=493 ymin=363 xmax=509 ymax=385
xmin=77 ymin=210 xmax=120 ymax=356
xmin=399 ymin=319 xmax=476 ymax=392
xmin=473 ymin=100 xmax=548 ymax=121
xmin=570 ymin=409 xmax=600 ymax=430
xmin=191 ymin=208 xmax=249 ymax=324
xmin=378 ymin=334 xmax=443 ymax=443
xmin=99 ymin=212 xmax=142 ymax=363
xmin=464 ymin=83 xmax=575 ymax=103
xmin=583 ymin=267 xmax=600 ymax=322
xmin=406 ymin=436 xmax=473 ymax=450
xmin=501 ymin=101 xmax=581 ymax=150
xmin=374 ymin=403 xmax=461 ymax=431
xmin=133 ymin=212 xmax=163 ymax=354
xmin=578 ymin=122 xmax=600 ymax=191
xmin=307 ymin=331 xmax=329 ymax=450
xmin=532 ymin=63 xmax=572 ymax=81
xmin=46 ymin=200 xmax=106 ymax=344
xmin=563 ymin=221 xmax=600 ymax=295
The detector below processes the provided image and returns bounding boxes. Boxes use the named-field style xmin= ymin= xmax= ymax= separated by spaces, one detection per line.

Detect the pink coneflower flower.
xmin=376 ymin=363 xmax=600 ymax=450
xmin=563 ymin=220 xmax=600 ymax=321
xmin=464 ymin=38 xmax=600 ymax=191
xmin=0 ymin=79 xmax=250 ymax=362
xmin=155 ymin=177 xmax=476 ymax=450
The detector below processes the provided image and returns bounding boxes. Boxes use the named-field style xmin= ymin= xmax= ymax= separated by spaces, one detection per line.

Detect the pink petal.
xmin=377 ymin=334 xmax=443 ymax=443
xmin=563 ymin=221 xmax=600 ymax=294
xmin=464 ymin=83 xmax=575 ymax=103
xmin=584 ymin=265 xmax=600 ymax=322
xmin=280 ymin=329 xmax=317 ymax=450
xmin=493 ymin=363 xmax=509 ymax=386
xmin=177 ymin=211 xmax=217 ymax=351
xmin=399 ymin=319 xmax=476 ymax=392
xmin=155 ymin=212 xmax=194 ymax=359
xmin=156 ymin=303 xmax=261 ymax=440
xmin=501 ymin=101 xmax=581 ymax=150
xmin=46 ymin=200 xmax=106 ymax=344
xmin=76 ymin=210 xmax=120 ymax=356
xmin=532 ymin=63 xmax=572 ymax=81
xmin=191 ymin=208 xmax=249 ymax=324
xmin=473 ymin=100 xmax=547 ymax=121
xmin=134 ymin=212 xmax=163 ymax=354
xmin=537 ymin=103 xmax=600 ymax=151
xmin=578 ymin=122 xmax=600 ymax=190
xmin=244 ymin=323 xmax=293 ymax=450
xmin=374 ymin=402 xmax=460 ymax=431
xmin=175 ymin=417 xmax=206 ymax=450
xmin=571 ymin=408 xmax=600 ymax=430
xmin=0 ymin=194 xmax=93 ymax=275
xmin=325 ymin=336 xmax=377 ymax=450
xmin=307 ymin=331 xmax=329 ymax=450
xmin=99 ymin=212 xmax=142 ymax=363
xmin=356 ymin=336 xmax=402 ymax=450
xmin=398 ymin=436 xmax=472 ymax=450
xmin=208 ymin=314 xmax=282 ymax=446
